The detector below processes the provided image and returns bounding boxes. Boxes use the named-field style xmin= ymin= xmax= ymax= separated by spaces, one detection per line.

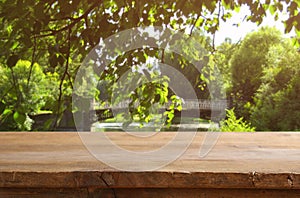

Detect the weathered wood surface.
xmin=0 ymin=132 xmax=300 ymax=197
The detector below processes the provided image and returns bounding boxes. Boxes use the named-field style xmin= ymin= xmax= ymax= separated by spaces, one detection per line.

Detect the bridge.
xmin=30 ymin=99 xmax=228 ymax=131
xmin=92 ymin=99 xmax=228 ymax=121
xmin=93 ymin=99 xmax=227 ymax=110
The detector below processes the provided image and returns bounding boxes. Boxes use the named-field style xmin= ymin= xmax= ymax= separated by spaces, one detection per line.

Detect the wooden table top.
xmin=0 ymin=132 xmax=299 ymax=189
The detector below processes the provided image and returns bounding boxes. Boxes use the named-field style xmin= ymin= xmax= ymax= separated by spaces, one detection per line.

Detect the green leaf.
xmin=0 ymin=109 xmax=13 ymax=124
xmin=2 ymin=109 xmax=13 ymax=117
xmin=269 ymin=5 xmax=276 ymax=15
xmin=13 ymin=112 xmax=26 ymax=125
xmin=6 ymin=24 xmax=13 ymax=35
xmin=234 ymin=6 xmax=241 ymax=12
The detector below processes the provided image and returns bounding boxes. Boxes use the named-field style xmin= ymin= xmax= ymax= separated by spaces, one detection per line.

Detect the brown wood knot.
xmin=248 ymin=171 xmax=261 ymax=187
xmin=287 ymin=174 xmax=294 ymax=188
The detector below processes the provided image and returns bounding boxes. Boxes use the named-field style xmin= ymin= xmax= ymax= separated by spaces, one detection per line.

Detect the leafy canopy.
xmin=230 ymin=27 xmax=283 ymax=119
xmin=250 ymin=41 xmax=300 ymax=131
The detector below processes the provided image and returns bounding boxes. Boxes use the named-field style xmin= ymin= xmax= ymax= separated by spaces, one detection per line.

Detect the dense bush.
xmin=0 ymin=60 xmax=59 ymax=130
xmin=219 ymin=108 xmax=255 ymax=132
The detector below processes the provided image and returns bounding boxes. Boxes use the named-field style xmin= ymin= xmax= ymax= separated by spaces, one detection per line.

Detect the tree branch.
xmin=189 ymin=14 xmax=201 ymax=36
xmin=212 ymin=1 xmax=222 ymax=52
xmin=52 ymin=27 xmax=72 ymax=130
xmin=33 ymin=1 xmax=102 ymax=38
xmin=9 ymin=67 xmax=22 ymax=109
xmin=27 ymin=36 xmax=37 ymax=88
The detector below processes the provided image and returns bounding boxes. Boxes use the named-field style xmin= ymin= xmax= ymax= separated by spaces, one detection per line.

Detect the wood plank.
xmin=1 ymin=188 xmax=300 ymax=198
xmin=0 ymin=132 xmax=299 ymax=191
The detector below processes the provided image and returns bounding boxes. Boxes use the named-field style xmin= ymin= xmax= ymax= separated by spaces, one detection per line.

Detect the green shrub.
xmin=0 ymin=60 xmax=59 ymax=130
xmin=220 ymin=108 xmax=255 ymax=132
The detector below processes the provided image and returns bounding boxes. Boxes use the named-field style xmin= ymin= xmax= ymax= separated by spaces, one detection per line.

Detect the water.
xmin=92 ymin=121 xmax=218 ymax=132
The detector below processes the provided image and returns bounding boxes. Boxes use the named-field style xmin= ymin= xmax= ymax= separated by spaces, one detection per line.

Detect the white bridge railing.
xmin=93 ymin=99 xmax=228 ymax=111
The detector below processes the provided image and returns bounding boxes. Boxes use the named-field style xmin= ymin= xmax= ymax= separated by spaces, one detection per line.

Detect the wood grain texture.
xmin=0 ymin=132 xmax=299 ymax=197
